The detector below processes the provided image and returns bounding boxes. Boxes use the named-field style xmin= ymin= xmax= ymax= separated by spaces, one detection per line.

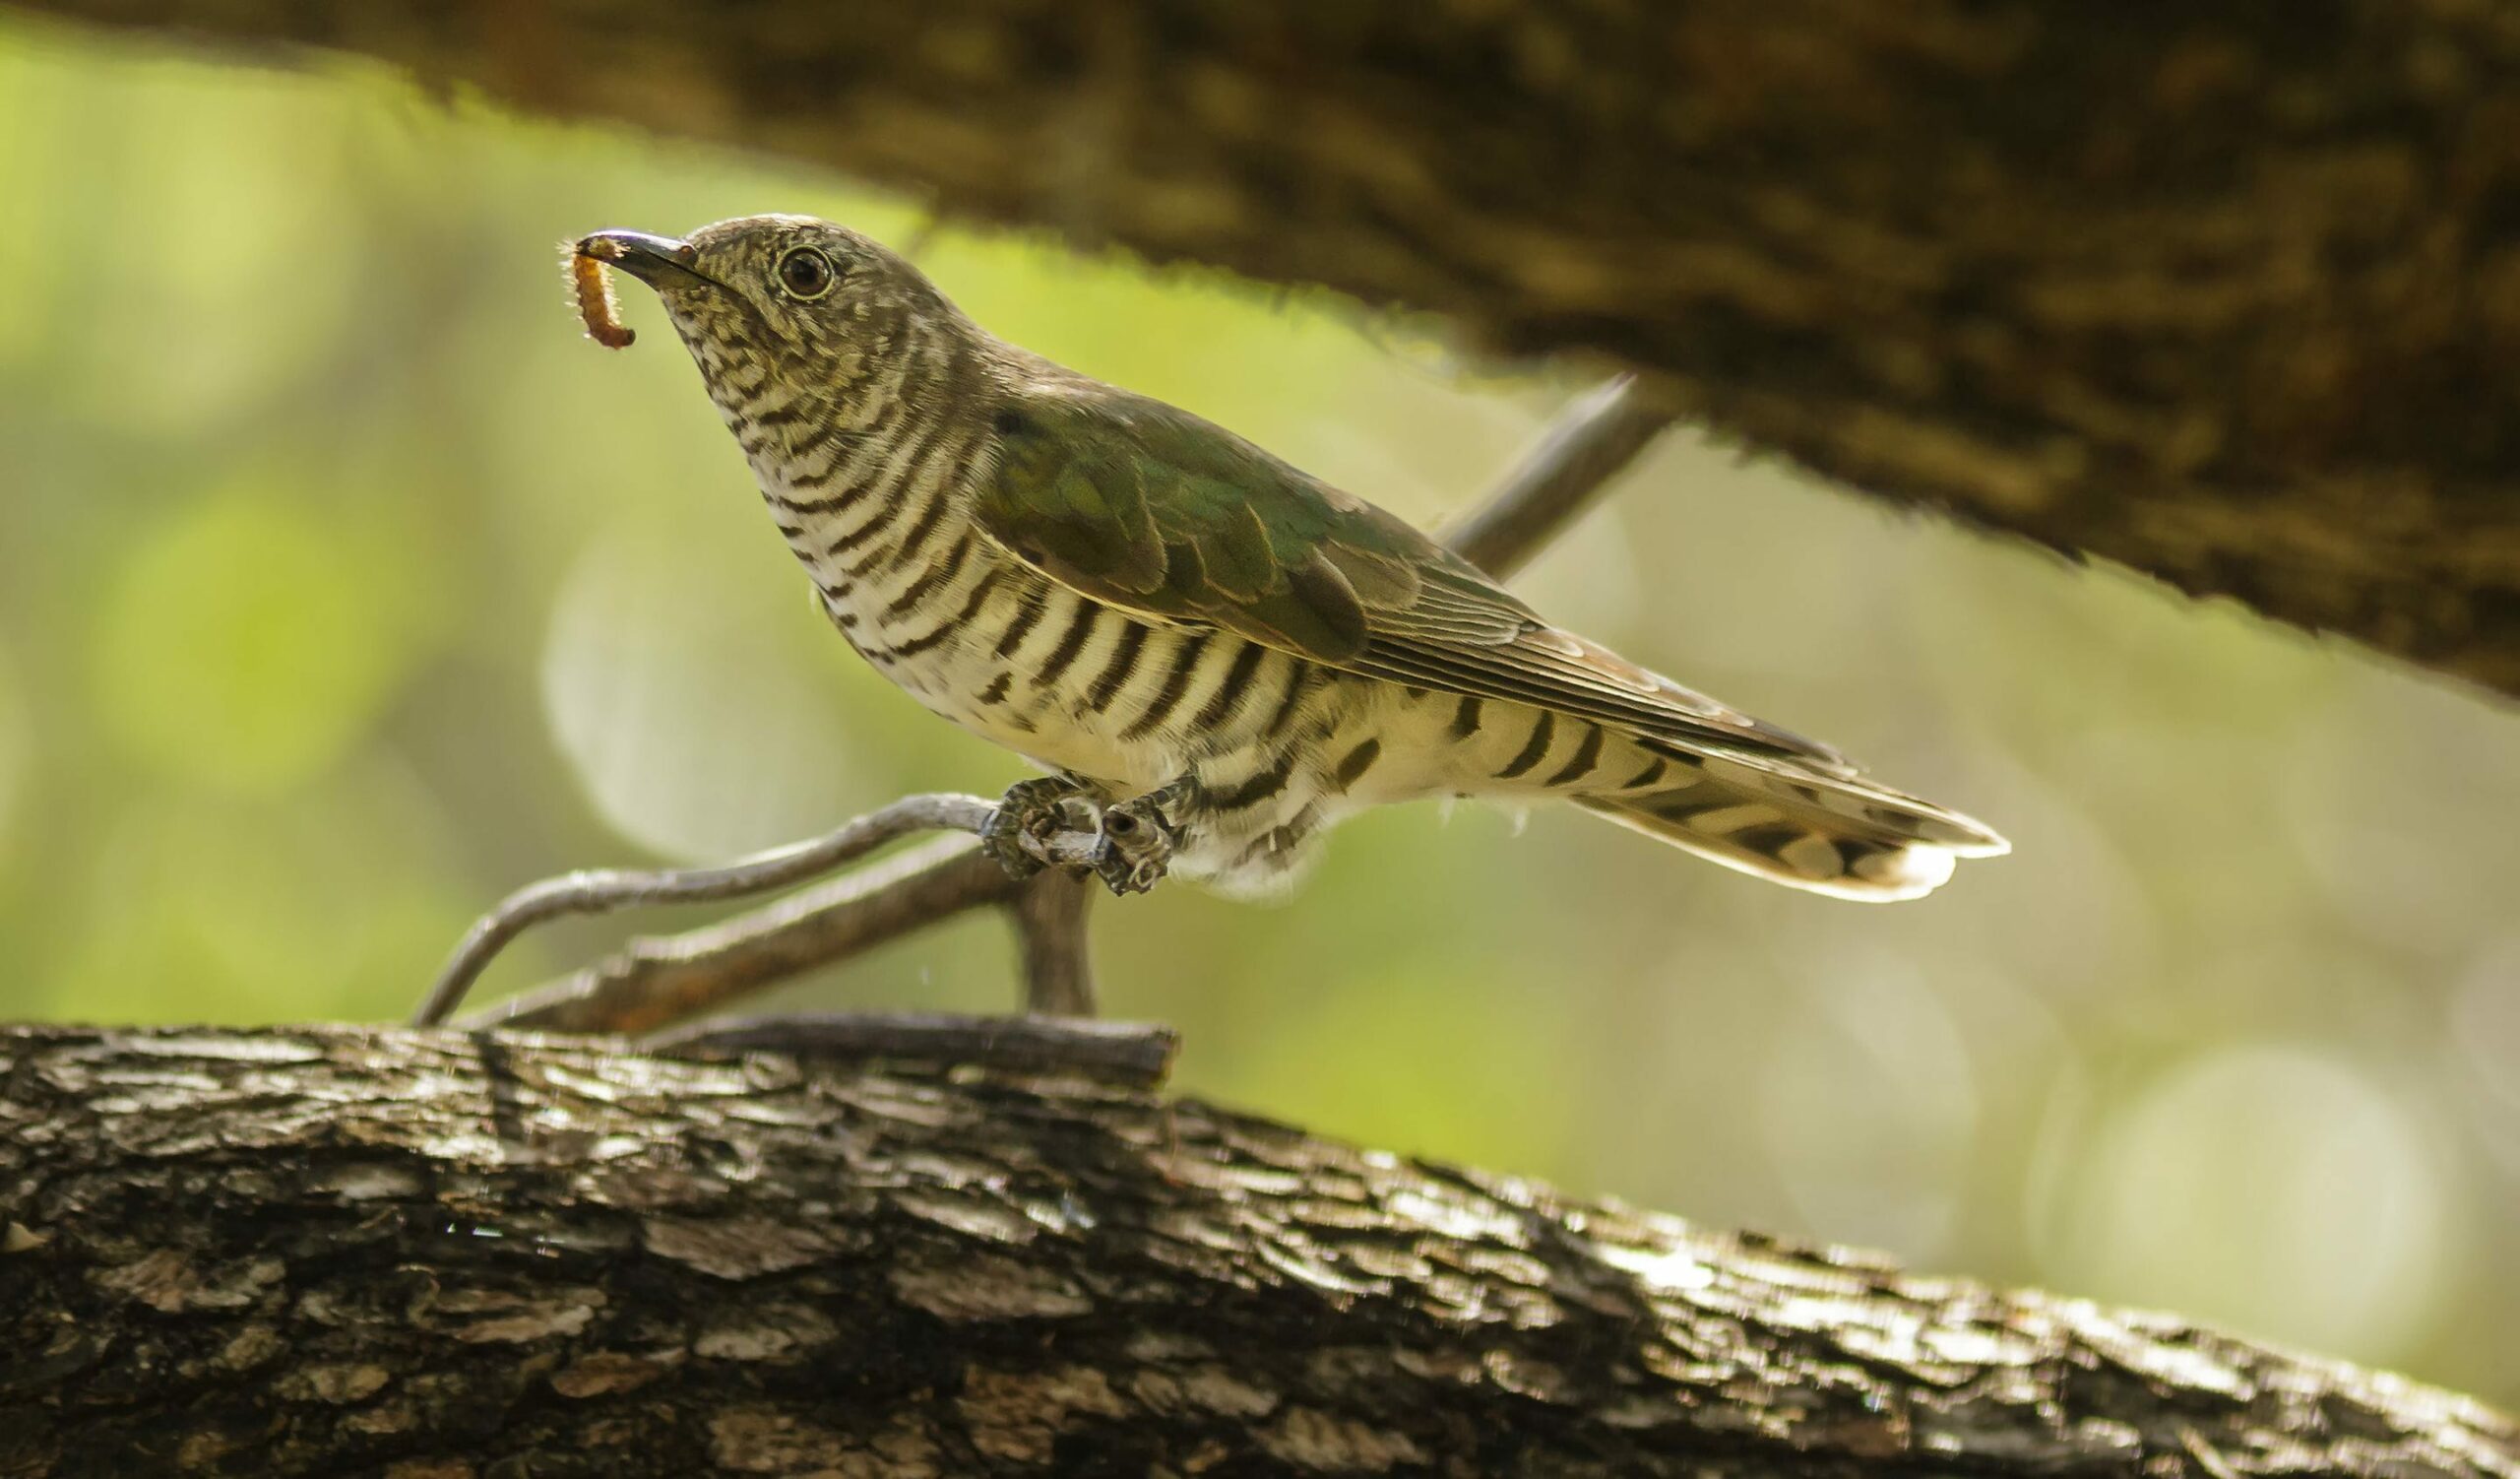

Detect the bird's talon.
xmin=979 ymin=818 xmax=1045 ymax=880
xmin=1092 ymin=797 xmax=1178 ymax=896
xmin=983 ymin=777 xmax=1091 ymax=880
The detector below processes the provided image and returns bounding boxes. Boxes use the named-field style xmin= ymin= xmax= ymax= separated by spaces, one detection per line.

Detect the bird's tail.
xmin=1576 ymin=741 xmax=2008 ymax=902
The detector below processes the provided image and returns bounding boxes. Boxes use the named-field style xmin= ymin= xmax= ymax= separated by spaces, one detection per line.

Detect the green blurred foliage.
xmin=1 ymin=17 xmax=2515 ymax=1402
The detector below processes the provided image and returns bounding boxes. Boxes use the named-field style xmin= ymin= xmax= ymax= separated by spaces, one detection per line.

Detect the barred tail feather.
xmin=1576 ymin=745 xmax=2007 ymax=902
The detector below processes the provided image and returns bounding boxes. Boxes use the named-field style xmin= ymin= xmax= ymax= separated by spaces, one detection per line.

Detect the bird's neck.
xmin=716 ymin=335 xmax=997 ymax=657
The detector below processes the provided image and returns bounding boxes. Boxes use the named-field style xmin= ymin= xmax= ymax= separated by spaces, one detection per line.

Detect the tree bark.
xmin=1 ymin=1025 xmax=2511 ymax=1478
xmin=12 ymin=0 xmax=2520 ymax=700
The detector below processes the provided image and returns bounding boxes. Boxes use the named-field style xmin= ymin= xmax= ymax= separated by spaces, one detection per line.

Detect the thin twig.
xmin=463 ymin=837 xmax=1011 ymax=1032
xmin=1441 ymin=374 xmax=1672 ymax=580
xmin=416 ymin=794 xmax=1096 ymax=1027
xmin=433 ymin=374 xmax=1672 ymax=1036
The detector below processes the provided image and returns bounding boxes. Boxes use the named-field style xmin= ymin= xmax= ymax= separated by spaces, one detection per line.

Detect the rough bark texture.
xmin=12 ymin=0 xmax=2520 ymax=700
xmin=1 ymin=1026 xmax=2512 ymax=1478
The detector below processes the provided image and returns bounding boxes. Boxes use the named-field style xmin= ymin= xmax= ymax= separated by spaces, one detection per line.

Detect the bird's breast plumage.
xmin=729 ymin=373 xmax=1331 ymax=812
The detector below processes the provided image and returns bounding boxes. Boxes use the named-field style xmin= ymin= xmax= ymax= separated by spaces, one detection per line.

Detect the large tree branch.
xmin=12 ymin=0 xmax=2520 ymax=699
xmin=2 ymin=1024 xmax=2512 ymax=1477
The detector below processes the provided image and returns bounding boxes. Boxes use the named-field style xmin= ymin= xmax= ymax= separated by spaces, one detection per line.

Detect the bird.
xmin=574 ymin=216 xmax=2007 ymax=902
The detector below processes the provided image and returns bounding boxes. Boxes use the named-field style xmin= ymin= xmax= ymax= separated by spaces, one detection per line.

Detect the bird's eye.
xmin=775 ymin=246 xmax=837 ymax=299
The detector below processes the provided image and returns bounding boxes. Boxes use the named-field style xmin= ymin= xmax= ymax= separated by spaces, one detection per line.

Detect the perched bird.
xmin=577 ymin=217 xmax=2006 ymax=901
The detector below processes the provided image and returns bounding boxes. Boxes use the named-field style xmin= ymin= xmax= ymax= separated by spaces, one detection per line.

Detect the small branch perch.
xmin=468 ymin=837 xmax=1018 ymax=1033
xmin=3 ymin=1024 xmax=2510 ymax=1477
xmin=416 ymin=795 xmax=983 ymax=1026
xmin=414 ymin=795 xmax=1101 ymax=1029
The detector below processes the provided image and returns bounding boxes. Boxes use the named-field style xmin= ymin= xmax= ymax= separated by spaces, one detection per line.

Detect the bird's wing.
xmin=975 ymin=386 xmax=1848 ymax=766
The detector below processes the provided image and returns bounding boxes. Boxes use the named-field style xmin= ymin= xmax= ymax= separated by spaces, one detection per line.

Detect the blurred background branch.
xmin=6 ymin=1024 xmax=2513 ymax=1477
xmin=10 ymin=0 xmax=2520 ymax=699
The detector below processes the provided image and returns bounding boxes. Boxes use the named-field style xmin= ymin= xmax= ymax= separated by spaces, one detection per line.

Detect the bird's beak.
xmin=576 ymin=230 xmax=708 ymax=289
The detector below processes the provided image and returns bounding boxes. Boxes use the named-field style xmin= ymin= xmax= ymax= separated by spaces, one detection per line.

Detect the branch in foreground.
xmin=449 ymin=375 xmax=1670 ymax=1035
xmin=14 ymin=2 xmax=2520 ymax=698
xmin=2 ymin=1025 xmax=2510 ymax=1477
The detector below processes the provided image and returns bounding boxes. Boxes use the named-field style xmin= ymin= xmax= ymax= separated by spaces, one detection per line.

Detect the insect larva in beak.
xmin=569 ymin=249 xmax=635 ymax=350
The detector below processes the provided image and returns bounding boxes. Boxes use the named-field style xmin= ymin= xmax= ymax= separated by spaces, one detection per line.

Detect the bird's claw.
xmin=981 ymin=778 xmax=1090 ymax=880
xmin=1092 ymin=794 xmax=1179 ymax=896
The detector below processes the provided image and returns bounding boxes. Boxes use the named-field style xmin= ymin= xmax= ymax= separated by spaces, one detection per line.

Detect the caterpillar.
xmin=568 ymin=243 xmax=635 ymax=350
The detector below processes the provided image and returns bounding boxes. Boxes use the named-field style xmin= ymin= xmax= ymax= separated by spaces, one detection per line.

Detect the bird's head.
xmin=575 ymin=215 xmax=954 ymax=412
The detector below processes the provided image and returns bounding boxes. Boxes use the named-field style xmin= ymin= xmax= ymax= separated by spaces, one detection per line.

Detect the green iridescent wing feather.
xmin=976 ymin=387 xmax=1844 ymax=764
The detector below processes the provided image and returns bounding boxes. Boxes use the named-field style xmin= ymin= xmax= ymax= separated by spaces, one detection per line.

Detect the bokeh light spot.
xmin=2448 ymin=937 xmax=2520 ymax=1176
xmin=1758 ymin=955 xmax=1981 ymax=1261
xmin=2040 ymin=1047 xmax=2454 ymax=1363
xmin=1187 ymin=965 xmax=1578 ymax=1176
xmin=92 ymin=492 xmax=415 ymax=793
xmin=56 ymin=62 xmax=364 ymax=433
xmin=0 ymin=644 xmax=27 ymax=859
xmin=2284 ymin=684 xmax=2520 ymax=955
xmin=39 ymin=761 xmax=469 ymax=1024
xmin=542 ymin=527 xmax=892 ymax=862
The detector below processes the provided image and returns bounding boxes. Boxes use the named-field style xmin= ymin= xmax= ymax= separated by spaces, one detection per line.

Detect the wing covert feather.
xmin=976 ymin=387 xmax=1841 ymax=763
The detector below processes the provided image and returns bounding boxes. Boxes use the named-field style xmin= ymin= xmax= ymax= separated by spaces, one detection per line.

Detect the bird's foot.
xmin=1092 ymin=785 xmax=1188 ymax=897
xmin=981 ymin=776 xmax=1094 ymax=880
